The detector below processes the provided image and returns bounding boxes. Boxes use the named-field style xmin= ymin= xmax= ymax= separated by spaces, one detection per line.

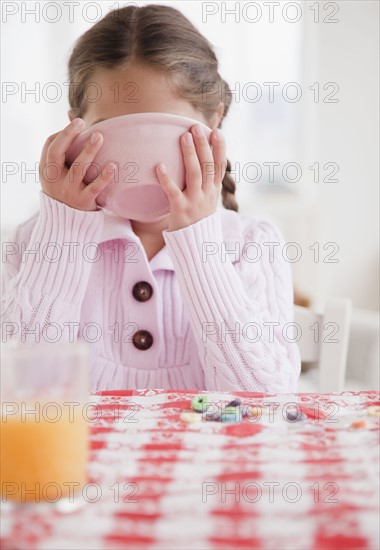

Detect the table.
xmin=1 ymin=389 xmax=379 ymax=550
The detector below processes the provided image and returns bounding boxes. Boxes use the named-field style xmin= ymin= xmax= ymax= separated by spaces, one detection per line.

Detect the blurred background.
xmin=1 ymin=1 xmax=379 ymax=390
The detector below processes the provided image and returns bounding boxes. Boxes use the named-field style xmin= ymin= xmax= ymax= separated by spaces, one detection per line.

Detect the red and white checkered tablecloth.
xmin=1 ymin=389 xmax=379 ymax=550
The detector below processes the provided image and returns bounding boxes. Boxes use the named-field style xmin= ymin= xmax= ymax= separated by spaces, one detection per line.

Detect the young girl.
xmin=2 ymin=4 xmax=301 ymax=393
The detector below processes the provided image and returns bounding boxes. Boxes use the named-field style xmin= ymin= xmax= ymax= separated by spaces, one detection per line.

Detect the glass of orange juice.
xmin=0 ymin=340 xmax=90 ymax=509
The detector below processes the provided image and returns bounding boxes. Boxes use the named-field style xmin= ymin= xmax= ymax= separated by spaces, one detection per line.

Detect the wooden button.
xmin=132 ymin=330 xmax=153 ymax=350
xmin=132 ymin=281 xmax=153 ymax=302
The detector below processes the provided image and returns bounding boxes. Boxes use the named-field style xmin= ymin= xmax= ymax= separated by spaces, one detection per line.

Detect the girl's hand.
xmin=39 ymin=118 xmax=116 ymax=211
xmin=156 ymin=124 xmax=227 ymax=231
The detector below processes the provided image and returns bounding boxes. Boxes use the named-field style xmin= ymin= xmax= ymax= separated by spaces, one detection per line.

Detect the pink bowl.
xmin=65 ymin=112 xmax=212 ymax=222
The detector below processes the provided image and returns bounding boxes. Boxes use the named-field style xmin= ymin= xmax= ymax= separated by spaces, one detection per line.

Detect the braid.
xmin=218 ymin=79 xmax=238 ymax=212
xmin=221 ymin=159 xmax=238 ymax=212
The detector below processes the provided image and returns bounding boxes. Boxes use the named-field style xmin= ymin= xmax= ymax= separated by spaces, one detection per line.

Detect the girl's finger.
xmin=190 ymin=124 xmax=215 ymax=188
xmin=68 ymin=132 xmax=104 ymax=185
xmin=180 ymin=132 xmax=202 ymax=195
xmin=210 ymin=128 xmax=227 ymax=184
xmin=40 ymin=130 xmax=60 ymax=167
xmin=83 ymin=161 xmax=117 ymax=198
xmin=46 ymin=118 xmax=86 ymax=167
xmin=39 ymin=131 xmax=62 ymax=183
xmin=156 ymin=163 xmax=183 ymax=205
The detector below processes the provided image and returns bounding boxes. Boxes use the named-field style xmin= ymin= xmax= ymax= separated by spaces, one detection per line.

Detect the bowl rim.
xmin=65 ymin=111 xmax=212 ymax=168
xmin=79 ymin=111 xmax=212 ymax=135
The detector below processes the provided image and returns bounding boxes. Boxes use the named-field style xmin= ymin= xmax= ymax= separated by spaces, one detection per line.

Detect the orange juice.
xmin=0 ymin=403 xmax=89 ymax=503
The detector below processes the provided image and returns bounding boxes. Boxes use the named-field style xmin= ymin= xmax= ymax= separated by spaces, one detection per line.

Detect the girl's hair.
xmin=67 ymin=4 xmax=238 ymax=212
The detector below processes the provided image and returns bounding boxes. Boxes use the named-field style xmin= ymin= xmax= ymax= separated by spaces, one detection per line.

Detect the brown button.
xmin=132 ymin=281 xmax=153 ymax=302
xmin=132 ymin=330 xmax=153 ymax=350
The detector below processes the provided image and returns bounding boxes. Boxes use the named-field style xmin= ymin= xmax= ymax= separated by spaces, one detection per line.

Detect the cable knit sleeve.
xmin=163 ymin=209 xmax=301 ymax=393
xmin=1 ymin=192 xmax=104 ymax=343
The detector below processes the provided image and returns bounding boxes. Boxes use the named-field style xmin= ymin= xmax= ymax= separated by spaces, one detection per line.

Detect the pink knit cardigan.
xmin=1 ymin=192 xmax=301 ymax=392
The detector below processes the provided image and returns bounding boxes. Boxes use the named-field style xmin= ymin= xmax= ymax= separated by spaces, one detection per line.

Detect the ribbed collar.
xmin=98 ymin=207 xmax=244 ymax=271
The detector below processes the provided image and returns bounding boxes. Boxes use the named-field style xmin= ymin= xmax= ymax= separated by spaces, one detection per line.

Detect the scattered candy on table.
xmin=188 ymin=395 xmax=261 ymax=424
xmin=184 ymin=394 xmax=377 ymax=428
xmin=190 ymin=394 xmax=244 ymax=423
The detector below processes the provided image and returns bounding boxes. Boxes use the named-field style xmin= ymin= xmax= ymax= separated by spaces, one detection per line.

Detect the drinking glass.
xmin=0 ymin=340 xmax=90 ymax=510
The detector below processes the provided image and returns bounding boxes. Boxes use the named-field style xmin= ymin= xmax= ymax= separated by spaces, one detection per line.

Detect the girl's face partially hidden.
xmin=72 ymin=63 xmax=221 ymax=130
xmin=68 ymin=63 xmax=224 ymax=235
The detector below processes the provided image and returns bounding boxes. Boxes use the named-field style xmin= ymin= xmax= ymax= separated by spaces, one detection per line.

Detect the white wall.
xmin=315 ymin=1 xmax=379 ymax=311
xmin=239 ymin=0 xmax=379 ymax=312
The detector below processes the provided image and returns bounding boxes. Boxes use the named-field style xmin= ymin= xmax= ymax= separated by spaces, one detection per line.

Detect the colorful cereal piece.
xmin=286 ymin=409 xmax=299 ymax=421
xmin=367 ymin=406 xmax=380 ymax=416
xmin=204 ymin=410 xmax=222 ymax=422
xmin=226 ymin=398 xmax=242 ymax=407
xmin=248 ymin=406 xmax=271 ymax=417
xmin=221 ymin=406 xmax=243 ymax=423
xmin=351 ymin=420 xmax=367 ymax=429
xmin=191 ymin=394 xmax=211 ymax=413
xmin=248 ymin=406 xmax=262 ymax=417
xmin=241 ymin=405 xmax=251 ymax=417
xmin=180 ymin=412 xmax=202 ymax=424
xmin=286 ymin=409 xmax=307 ymax=422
